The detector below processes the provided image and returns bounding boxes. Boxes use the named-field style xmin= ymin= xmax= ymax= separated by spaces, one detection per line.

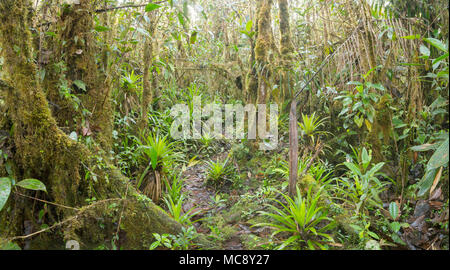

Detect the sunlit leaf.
xmin=389 ymin=202 xmax=399 ymax=220
xmin=145 ymin=3 xmax=162 ymax=12
xmin=0 ymin=177 xmax=12 ymax=211
xmin=245 ymin=20 xmax=253 ymax=32
xmin=73 ymin=80 xmax=86 ymax=92
xmin=427 ymin=138 xmax=449 ymax=170
xmin=420 ymin=44 xmax=430 ymax=57
xmin=94 ymin=25 xmax=110 ymax=32
xmin=16 ymin=179 xmax=47 ymax=192
xmin=423 ymin=38 xmax=448 ymax=52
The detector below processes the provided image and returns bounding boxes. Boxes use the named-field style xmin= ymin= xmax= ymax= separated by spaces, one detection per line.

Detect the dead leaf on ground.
xmin=429 ymin=166 xmax=443 ymax=196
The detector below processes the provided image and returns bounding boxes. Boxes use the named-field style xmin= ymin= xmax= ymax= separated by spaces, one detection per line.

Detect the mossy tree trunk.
xmin=59 ymin=0 xmax=113 ymax=151
xmin=0 ymin=0 xmax=181 ymax=249
xmin=245 ymin=1 xmax=262 ymax=103
xmin=139 ymin=10 xmax=157 ymax=131
xmin=278 ymin=0 xmax=295 ymax=101
xmin=254 ymin=0 xmax=273 ymax=104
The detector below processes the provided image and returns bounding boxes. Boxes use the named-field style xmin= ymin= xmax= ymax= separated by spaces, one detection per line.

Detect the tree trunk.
xmin=0 ymin=0 xmax=181 ymax=250
xmin=278 ymin=0 xmax=295 ymax=101
xmin=288 ymin=100 xmax=299 ymax=198
xmin=254 ymin=0 xmax=273 ymax=104
xmin=140 ymin=29 xmax=154 ymax=131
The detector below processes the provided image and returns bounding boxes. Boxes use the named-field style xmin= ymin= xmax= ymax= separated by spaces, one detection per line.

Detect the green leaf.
xmin=245 ymin=20 xmax=253 ymax=32
xmin=45 ymin=31 xmax=56 ymax=37
xmin=420 ymin=44 xmax=430 ymax=57
xmin=423 ymin=38 xmax=448 ymax=52
xmin=94 ymin=25 xmax=110 ymax=32
xmin=73 ymin=80 xmax=86 ymax=92
xmin=361 ymin=147 xmax=371 ymax=170
xmin=16 ymin=179 xmax=47 ymax=192
xmin=389 ymin=202 xmax=399 ymax=220
xmin=347 ymin=81 xmax=363 ymax=86
xmin=365 ymin=82 xmax=385 ymax=91
xmin=367 ymin=162 xmax=384 ymax=177
xmin=0 ymin=177 xmax=12 ymax=211
xmin=145 ymin=3 xmax=162 ymax=12
xmin=39 ymin=209 xmax=45 ymax=221
xmin=417 ymin=168 xmax=437 ymax=197
xmin=150 ymin=148 xmax=158 ymax=170
xmin=189 ymin=31 xmax=198 ymax=44
xmin=433 ymin=52 xmax=449 ymax=65
xmin=0 ymin=241 xmax=21 ymax=250
xmin=410 ymin=143 xmax=438 ymax=152
xmin=178 ymin=12 xmax=185 ymax=27
xmin=367 ymin=231 xmax=379 ymax=240
xmin=400 ymin=34 xmax=420 ymax=40
xmin=427 ymin=138 xmax=449 ymax=170
xmin=136 ymin=27 xmax=150 ymax=38
xmin=390 ymin=221 xmax=401 ymax=233
xmin=149 ymin=241 xmax=160 ymax=250
xmin=344 ymin=162 xmax=362 ymax=178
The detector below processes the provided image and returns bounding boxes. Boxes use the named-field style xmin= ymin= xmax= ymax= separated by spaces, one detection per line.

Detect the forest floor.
xmin=181 ymin=150 xmax=272 ymax=250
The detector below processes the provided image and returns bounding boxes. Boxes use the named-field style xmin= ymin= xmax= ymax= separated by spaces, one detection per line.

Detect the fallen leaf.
xmin=81 ymin=125 xmax=92 ymax=136
xmin=429 ymin=166 xmax=443 ymax=196
xmin=428 ymin=201 xmax=444 ymax=209
xmin=429 ymin=187 xmax=442 ymax=201
xmin=410 ymin=215 xmax=426 ymax=231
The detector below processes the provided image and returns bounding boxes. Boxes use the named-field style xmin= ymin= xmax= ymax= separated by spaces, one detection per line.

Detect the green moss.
xmin=0 ymin=0 xmax=181 ymax=249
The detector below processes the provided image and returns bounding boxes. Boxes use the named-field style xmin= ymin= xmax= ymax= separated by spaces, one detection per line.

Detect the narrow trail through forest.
xmin=181 ymin=151 xmax=246 ymax=250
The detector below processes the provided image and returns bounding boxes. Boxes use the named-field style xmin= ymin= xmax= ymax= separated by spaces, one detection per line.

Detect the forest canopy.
xmin=0 ymin=0 xmax=448 ymax=251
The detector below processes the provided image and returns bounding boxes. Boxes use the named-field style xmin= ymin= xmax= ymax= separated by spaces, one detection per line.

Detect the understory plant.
xmin=163 ymin=194 xmax=203 ymax=226
xmin=298 ymin=112 xmax=330 ymax=144
xmin=205 ymin=158 xmax=232 ymax=187
xmin=149 ymin=226 xmax=198 ymax=250
xmin=254 ymin=186 xmax=335 ymax=250
xmin=334 ymin=147 xmax=388 ymax=215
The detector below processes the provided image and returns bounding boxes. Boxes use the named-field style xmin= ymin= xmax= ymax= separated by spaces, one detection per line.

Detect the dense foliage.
xmin=0 ymin=0 xmax=448 ymax=250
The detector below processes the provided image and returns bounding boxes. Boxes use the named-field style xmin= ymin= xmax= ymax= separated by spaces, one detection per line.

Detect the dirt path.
xmin=181 ymin=152 xmax=245 ymax=250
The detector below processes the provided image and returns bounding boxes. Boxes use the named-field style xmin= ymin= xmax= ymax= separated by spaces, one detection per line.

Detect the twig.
xmin=14 ymin=192 xmax=79 ymax=211
xmin=7 ymin=198 xmax=122 ymax=241
xmin=113 ymin=182 xmax=130 ymax=247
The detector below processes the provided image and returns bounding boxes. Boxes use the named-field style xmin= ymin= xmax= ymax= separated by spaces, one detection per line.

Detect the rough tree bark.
xmin=139 ymin=11 xmax=156 ymax=131
xmin=254 ymin=0 xmax=273 ymax=104
xmin=278 ymin=0 xmax=295 ymax=100
xmin=0 ymin=0 xmax=181 ymax=250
